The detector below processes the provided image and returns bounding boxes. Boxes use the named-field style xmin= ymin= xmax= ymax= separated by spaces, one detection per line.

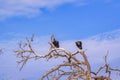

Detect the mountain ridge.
xmin=89 ymin=29 xmax=120 ymax=41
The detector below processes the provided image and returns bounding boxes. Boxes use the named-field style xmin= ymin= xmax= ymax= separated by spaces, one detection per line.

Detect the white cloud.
xmin=0 ymin=0 xmax=77 ymax=19
xmin=0 ymin=0 xmax=113 ymax=19
xmin=0 ymin=29 xmax=120 ymax=79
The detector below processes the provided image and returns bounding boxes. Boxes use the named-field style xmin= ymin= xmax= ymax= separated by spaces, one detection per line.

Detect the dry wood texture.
xmin=15 ymin=35 xmax=120 ymax=80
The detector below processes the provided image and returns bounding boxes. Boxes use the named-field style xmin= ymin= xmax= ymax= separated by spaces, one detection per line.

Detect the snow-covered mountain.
xmin=89 ymin=29 xmax=120 ymax=41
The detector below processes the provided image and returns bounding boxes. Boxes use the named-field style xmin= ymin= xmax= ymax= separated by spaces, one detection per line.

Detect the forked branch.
xmin=15 ymin=34 xmax=120 ymax=80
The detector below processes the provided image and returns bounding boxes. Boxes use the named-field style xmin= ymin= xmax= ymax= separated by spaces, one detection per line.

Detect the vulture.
xmin=52 ymin=35 xmax=59 ymax=48
xmin=75 ymin=41 xmax=82 ymax=49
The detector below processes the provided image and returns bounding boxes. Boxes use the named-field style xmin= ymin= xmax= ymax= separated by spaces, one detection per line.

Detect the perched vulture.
xmin=75 ymin=41 xmax=82 ymax=49
xmin=52 ymin=35 xmax=59 ymax=48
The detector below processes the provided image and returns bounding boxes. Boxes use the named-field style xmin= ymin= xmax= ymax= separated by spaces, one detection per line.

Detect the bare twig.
xmin=15 ymin=34 xmax=120 ymax=80
xmin=91 ymin=54 xmax=120 ymax=80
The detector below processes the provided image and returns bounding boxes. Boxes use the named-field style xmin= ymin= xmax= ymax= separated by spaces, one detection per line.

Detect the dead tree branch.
xmin=15 ymin=35 xmax=120 ymax=80
xmin=91 ymin=54 xmax=120 ymax=80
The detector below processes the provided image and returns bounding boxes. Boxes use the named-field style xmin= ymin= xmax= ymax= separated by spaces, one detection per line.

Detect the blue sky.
xmin=0 ymin=0 xmax=120 ymax=80
xmin=0 ymin=0 xmax=120 ymax=39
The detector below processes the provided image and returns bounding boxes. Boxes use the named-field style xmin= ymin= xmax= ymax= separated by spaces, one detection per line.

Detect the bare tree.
xmin=15 ymin=34 xmax=120 ymax=80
